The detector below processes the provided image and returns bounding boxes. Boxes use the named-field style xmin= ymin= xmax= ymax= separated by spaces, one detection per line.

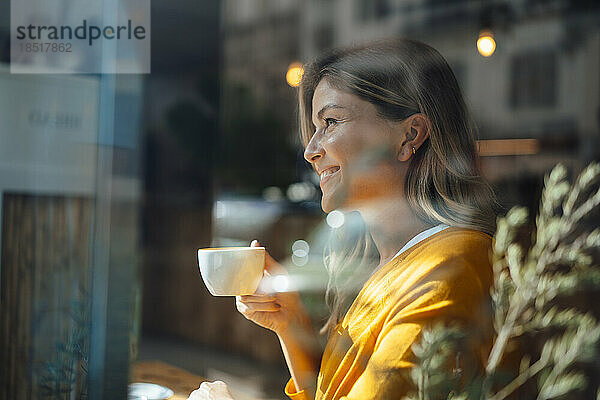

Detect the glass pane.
xmin=2 ymin=1 xmax=599 ymax=399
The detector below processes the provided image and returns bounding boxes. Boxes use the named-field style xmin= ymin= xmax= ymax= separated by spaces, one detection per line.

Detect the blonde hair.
xmin=299 ymin=39 xmax=498 ymax=335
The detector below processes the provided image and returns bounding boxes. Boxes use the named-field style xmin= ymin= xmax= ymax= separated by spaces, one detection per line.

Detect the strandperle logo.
xmin=11 ymin=0 xmax=151 ymax=74
xmin=15 ymin=19 xmax=147 ymax=46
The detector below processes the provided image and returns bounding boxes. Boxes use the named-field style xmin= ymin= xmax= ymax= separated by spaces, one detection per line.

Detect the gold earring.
xmin=412 ymin=146 xmax=416 ymax=155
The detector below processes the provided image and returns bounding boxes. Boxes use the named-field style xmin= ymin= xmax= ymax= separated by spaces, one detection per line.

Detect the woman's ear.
xmin=396 ymin=114 xmax=430 ymax=162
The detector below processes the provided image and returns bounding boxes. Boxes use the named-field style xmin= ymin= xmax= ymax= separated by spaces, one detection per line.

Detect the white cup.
xmin=197 ymin=246 xmax=266 ymax=296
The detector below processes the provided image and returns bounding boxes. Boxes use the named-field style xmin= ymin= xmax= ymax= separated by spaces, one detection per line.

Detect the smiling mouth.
xmin=319 ymin=167 xmax=340 ymax=185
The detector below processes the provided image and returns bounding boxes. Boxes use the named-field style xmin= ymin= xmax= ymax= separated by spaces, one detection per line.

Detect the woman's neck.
xmin=357 ymin=196 xmax=432 ymax=268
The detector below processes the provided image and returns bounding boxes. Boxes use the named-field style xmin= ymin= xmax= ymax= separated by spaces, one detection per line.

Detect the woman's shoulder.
xmin=377 ymin=227 xmax=494 ymax=298
xmin=425 ymin=225 xmax=492 ymax=247
xmin=346 ymin=227 xmax=494 ymax=322
xmin=342 ymin=227 xmax=495 ymax=340
xmin=403 ymin=226 xmax=493 ymax=267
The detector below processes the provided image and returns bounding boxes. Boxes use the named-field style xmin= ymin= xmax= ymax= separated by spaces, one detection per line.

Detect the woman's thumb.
xmin=250 ymin=239 xmax=282 ymax=273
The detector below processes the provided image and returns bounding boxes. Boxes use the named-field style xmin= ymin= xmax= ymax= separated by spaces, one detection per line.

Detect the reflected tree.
xmin=219 ymin=81 xmax=298 ymax=194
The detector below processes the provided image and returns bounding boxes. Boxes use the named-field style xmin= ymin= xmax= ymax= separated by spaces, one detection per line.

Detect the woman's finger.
xmin=250 ymin=239 xmax=286 ymax=275
xmin=236 ymin=298 xmax=280 ymax=312
xmin=238 ymin=294 xmax=276 ymax=303
xmin=187 ymin=387 xmax=209 ymax=400
xmin=189 ymin=380 xmax=234 ymax=400
xmin=264 ymin=251 xmax=281 ymax=272
xmin=236 ymin=298 xmax=280 ymax=313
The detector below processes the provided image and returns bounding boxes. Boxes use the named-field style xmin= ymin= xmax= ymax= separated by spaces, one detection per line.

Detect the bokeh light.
xmin=477 ymin=30 xmax=496 ymax=57
xmin=286 ymin=62 xmax=304 ymax=87
xmin=292 ymin=239 xmax=309 ymax=257
xmin=272 ymin=275 xmax=290 ymax=292
xmin=326 ymin=210 xmax=345 ymax=229
xmin=286 ymin=182 xmax=315 ymax=202
xmin=262 ymin=186 xmax=284 ymax=202
xmin=292 ymin=254 xmax=308 ymax=266
xmin=292 ymin=240 xmax=309 ymax=266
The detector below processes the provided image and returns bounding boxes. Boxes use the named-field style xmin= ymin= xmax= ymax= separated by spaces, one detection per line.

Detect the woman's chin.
xmin=320 ymin=198 xmax=335 ymax=214
xmin=320 ymin=191 xmax=347 ymax=214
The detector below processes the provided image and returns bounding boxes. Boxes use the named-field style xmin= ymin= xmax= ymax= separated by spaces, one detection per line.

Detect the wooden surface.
xmin=131 ymin=360 xmax=206 ymax=399
xmin=0 ymin=194 xmax=93 ymax=399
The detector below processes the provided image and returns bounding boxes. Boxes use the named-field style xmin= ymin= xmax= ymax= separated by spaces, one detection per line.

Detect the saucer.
xmin=128 ymin=382 xmax=174 ymax=399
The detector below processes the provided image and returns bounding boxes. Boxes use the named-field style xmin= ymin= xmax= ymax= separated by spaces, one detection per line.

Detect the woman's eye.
xmin=324 ymin=118 xmax=338 ymax=128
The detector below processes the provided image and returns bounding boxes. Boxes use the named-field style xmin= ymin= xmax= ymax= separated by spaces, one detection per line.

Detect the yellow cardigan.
xmin=285 ymin=227 xmax=494 ymax=400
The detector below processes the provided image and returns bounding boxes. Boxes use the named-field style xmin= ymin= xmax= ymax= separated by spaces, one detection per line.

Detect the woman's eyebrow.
xmin=317 ymin=104 xmax=346 ymax=120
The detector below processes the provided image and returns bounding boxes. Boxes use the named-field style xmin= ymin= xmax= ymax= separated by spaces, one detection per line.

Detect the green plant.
xmin=38 ymin=295 xmax=90 ymax=399
xmin=409 ymin=163 xmax=600 ymax=400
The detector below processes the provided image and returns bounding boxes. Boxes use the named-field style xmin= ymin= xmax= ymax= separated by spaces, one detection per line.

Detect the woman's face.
xmin=304 ymin=79 xmax=407 ymax=213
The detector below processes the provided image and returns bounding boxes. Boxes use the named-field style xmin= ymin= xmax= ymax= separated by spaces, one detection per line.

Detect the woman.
xmin=189 ymin=38 xmax=498 ymax=400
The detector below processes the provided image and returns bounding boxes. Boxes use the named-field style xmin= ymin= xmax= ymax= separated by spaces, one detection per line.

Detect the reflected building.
xmin=220 ymin=0 xmax=600 ymax=246
xmin=302 ymin=0 xmax=600 ymax=208
xmin=219 ymin=0 xmax=600 ymax=245
xmin=223 ymin=0 xmax=300 ymax=111
xmin=223 ymin=0 xmax=600 ymax=209
xmin=221 ymin=0 xmax=303 ymax=189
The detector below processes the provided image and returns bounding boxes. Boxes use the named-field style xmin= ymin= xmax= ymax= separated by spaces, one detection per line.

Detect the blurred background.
xmin=0 ymin=0 xmax=599 ymax=399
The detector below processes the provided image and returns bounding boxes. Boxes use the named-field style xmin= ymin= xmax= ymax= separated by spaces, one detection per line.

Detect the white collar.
xmin=392 ymin=224 xmax=449 ymax=259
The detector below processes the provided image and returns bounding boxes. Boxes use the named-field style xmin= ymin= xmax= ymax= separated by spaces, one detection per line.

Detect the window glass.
xmin=2 ymin=1 xmax=600 ymax=399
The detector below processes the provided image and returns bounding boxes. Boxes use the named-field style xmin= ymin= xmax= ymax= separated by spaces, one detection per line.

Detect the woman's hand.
xmin=235 ymin=240 xmax=312 ymax=337
xmin=187 ymin=381 xmax=234 ymax=400
xmin=236 ymin=240 xmax=320 ymax=396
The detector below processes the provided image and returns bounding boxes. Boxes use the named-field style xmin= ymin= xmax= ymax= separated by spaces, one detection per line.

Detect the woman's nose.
xmin=304 ymin=135 xmax=324 ymax=163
